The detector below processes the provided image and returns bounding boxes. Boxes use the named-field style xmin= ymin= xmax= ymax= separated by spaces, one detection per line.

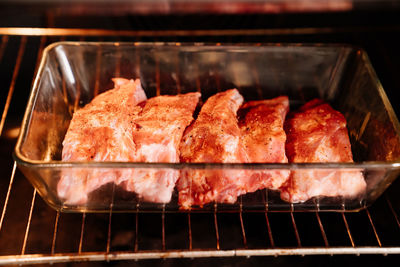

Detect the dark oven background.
xmin=0 ymin=2 xmax=400 ymax=266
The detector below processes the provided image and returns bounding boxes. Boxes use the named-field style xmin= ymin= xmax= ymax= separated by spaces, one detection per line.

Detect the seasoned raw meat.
xmin=178 ymin=89 xmax=249 ymax=208
xmin=59 ymin=78 xmax=147 ymax=204
xmin=280 ymin=99 xmax=366 ymax=203
xmin=62 ymin=78 xmax=146 ymax=162
xmin=59 ymin=77 xmax=200 ymax=204
xmin=118 ymin=92 xmax=201 ymax=202
xmin=238 ymin=96 xmax=290 ymax=191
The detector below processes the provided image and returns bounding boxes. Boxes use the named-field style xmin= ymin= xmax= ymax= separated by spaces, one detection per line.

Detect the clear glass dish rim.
xmin=13 ymin=41 xmax=400 ymax=170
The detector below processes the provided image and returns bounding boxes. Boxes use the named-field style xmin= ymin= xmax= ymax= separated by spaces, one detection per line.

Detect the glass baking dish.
xmin=13 ymin=42 xmax=400 ymax=212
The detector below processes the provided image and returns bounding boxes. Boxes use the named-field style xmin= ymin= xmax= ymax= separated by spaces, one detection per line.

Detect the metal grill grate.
xmin=0 ymin=27 xmax=400 ymax=265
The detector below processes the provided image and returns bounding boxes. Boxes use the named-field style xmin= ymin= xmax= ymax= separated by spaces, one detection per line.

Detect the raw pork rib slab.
xmin=62 ymin=78 xmax=146 ymax=162
xmin=59 ymin=78 xmax=147 ymax=204
xmin=178 ymin=89 xmax=249 ymax=208
xmin=118 ymin=92 xmax=201 ymax=203
xmin=280 ymin=99 xmax=366 ymax=203
xmin=59 ymin=78 xmax=200 ymax=204
xmin=238 ymin=96 xmax=290 ymax=191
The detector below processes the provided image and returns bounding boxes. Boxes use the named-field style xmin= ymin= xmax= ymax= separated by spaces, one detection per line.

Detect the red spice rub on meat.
xmin=59 ymin=78 xmax=147 ymax=204
xmin=238 ymin=96 xmax=290 ymax=191
xmin=118 ymin=92 xmax=201 ymax=203
xmin=280 ymin=99 xmax=366 ymax=203
xmin=59 ymin=78 xmax=200 ymax=204
xmin=178 ymin=89 xmax=249 ymax=208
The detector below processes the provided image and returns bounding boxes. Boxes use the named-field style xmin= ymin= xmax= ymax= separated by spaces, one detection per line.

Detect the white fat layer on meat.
xmin=135 ymin=83 xmax=147 ymax=103
xmin=314 ymin=131 xmax=342 ymax=162
xmin=313 ymin=136 xmax=331 ymax=162
xmin=140 ymin=143 xmax=177 ymax=162
xmin=287 ymin=169 xmax=365 ymax=203
xmin=222 ymin=136 xmax=240 ymax=162
xmin=124 ymin=169 xmax=179 ymax=203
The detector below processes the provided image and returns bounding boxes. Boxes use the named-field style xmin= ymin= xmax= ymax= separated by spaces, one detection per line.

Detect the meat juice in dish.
xmin=178 ymin=89 xmax=249 ymax=208
xmin=59 ymin=78 xmax=200 ymax=204
xmin=280 ymin=99 xmax=366 ymax=203
xmin=238 ymin=96 xmax=290 ymax=191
